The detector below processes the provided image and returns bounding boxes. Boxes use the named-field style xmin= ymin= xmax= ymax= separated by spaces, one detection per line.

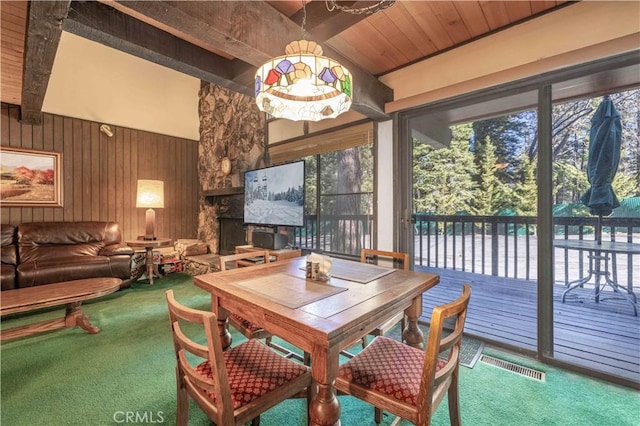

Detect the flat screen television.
xmin=243 ymin=160 xmax=305 ymax=227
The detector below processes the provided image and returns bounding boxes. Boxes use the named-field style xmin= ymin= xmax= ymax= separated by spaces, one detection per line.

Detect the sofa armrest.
xmin=99 ymin=244 xmax=134 ymax=257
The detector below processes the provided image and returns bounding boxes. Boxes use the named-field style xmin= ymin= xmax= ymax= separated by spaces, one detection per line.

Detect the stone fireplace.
xmin=197 ymin=82 xmax=267 ymax=253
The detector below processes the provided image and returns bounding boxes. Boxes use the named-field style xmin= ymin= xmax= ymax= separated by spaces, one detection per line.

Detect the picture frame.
xmin=0 ymin=146 xmax=63 ymax=207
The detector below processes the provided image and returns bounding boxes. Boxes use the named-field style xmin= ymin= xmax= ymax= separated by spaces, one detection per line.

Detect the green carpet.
xmin=1 ymin=273 xmax=638 ymax=426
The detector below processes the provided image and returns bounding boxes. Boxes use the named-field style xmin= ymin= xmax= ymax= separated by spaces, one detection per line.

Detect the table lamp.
xmin=136 ymin=179 xmax=164 ymax=240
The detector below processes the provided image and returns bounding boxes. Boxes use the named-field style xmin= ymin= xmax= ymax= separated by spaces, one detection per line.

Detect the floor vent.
xmin=479 ymin=355 xmax=545 ymax=382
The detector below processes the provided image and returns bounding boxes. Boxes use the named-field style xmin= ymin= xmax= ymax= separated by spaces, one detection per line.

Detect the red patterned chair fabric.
xmin=195 ymin=339 xmax=309 ymax=409
xmin=338 ymin=336 xmax=446 ymax=406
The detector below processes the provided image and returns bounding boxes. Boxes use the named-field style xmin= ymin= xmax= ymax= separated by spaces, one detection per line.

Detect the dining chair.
xmin=220 ymin=250 xmax=308 ymax=364
xmin=335 ymin=284 xmax=471 ymax=426
xmin=165 ymin=289 xmax=312 ymax=426
xmin=341 ymin=248 xmax=410 ymax=359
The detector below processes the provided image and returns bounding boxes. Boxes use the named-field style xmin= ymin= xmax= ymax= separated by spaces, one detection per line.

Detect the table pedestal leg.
xmin=145 ymin=248 xmax=162 ymax=285
xmin=309 ymin=347 xmax=340 ymax=426
xmin=403 ymin=296 xmax=424 ymax=349
xmin=65 ymin=302 xmax=99 ymax=334
xmin=309 ymin=383 xmax=340 ymax=426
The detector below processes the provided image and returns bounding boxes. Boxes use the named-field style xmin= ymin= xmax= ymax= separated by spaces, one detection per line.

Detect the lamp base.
xmin=144 ymin=208 xmax=157 ymax=241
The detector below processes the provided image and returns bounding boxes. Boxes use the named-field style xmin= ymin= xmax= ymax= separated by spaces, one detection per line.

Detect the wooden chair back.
xmin=218 ymin=250 xmax=271 ymax=272
xmin=165 ymin=289 xmax=234 ymax=425
xmin=360 ymin=248 xmax=410 ymax=270
xmin=166 ymin=289 xmax=312 ymax=425
xmin=418 ymin=283 xmax=471 ymax=425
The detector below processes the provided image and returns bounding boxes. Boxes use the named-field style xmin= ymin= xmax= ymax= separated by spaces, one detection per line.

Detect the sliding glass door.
xmin=398 ymin=53 xmax=640 ymax=387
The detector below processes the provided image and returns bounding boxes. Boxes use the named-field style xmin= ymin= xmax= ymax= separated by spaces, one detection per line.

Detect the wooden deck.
xmin=416 ymin=267 xmax=640 ymax=385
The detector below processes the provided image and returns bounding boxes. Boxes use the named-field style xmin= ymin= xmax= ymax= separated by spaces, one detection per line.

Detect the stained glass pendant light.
xmin=254 ymin=39 xmax=352 ymax=121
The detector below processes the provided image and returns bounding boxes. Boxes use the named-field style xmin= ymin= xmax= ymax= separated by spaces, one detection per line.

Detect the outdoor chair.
xmin=165 ymin=289 xmax=312 ymax=426
xmin=335 ymin=284 xmax=471 ymax=426
xmin=221 ymin=250 xmax=308 ymax=364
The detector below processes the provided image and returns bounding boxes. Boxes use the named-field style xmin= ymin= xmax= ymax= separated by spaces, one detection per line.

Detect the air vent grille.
xmin=480 ymin=355 xmax=545 ymax=382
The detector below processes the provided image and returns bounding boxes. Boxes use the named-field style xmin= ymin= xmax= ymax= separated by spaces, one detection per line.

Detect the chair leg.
xmin=251 ymin=416 xmax=260 ymax=426
xmin=176 ymin=368 xmax=189 ymax=426
xmin=375 ymin=407 xmax=383 ymax=424
xmin=448 ymin=368 xmax=461 ymax=426
xmin=361 ymin=335 xmax=367 ymax=350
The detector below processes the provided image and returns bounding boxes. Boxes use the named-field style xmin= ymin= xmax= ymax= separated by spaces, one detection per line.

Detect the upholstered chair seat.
xmin=338 ymin=336 xmax=447 ymax=407
xmin=194 ymin=339 xmax=310 ymax=410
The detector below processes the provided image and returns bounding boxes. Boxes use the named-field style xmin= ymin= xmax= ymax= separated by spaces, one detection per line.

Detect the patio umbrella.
xmin=580 ymin=95 xmax=621 ymax=243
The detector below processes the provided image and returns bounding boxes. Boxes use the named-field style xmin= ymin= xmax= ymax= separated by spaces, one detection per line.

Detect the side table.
xmin=126 ymin=238 xmax=173 ymax=285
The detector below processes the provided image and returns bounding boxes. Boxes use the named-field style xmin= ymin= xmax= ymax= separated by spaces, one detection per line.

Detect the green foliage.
xmin=413 ymin=88 xmax=639 ymax=218
xmin=413 ymin=124 xmax=477 ymax=215
xmin=472 ymin=137 xmax=513 ymax=215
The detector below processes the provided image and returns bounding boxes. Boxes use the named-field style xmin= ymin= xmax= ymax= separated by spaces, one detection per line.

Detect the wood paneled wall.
xmin=1 ymin=103 xmax=199 ymax=242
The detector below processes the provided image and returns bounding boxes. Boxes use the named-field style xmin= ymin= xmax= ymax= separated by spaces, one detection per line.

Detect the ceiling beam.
xmin=105 ymin=0 xmax=392 ymax=120
xmin=21 ymin=1 xmax=72 ymax=125
xmin=64 ymin=1 xmax=253 ymax=97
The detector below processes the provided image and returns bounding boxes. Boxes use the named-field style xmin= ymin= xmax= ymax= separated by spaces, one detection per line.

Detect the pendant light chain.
xmin=325 ymin=0 xmax=396 ymax=15
xmin=301 ymin=0 xmax=307 ymax=40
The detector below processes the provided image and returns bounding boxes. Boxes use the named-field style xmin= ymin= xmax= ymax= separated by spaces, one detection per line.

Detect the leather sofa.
xmin=1 ymin=222 xmax=134 ymax=290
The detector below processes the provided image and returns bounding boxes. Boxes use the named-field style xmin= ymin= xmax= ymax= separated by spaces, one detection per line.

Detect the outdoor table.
xmin=553 ymin=239 xmax=639 ymax=316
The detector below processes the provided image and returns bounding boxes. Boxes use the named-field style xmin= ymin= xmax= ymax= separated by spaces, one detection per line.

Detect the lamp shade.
xmin=255 ymin=40 xmax=352 ymax=122
xmin=136 ymin=180 xmax=164 ymax=208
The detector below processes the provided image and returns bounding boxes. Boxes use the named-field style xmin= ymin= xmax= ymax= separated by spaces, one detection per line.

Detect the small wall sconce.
xmin=100 ymin=124 xmax=113 ymax=137
xmin=136 ymin=179 xmax=164 ymax=240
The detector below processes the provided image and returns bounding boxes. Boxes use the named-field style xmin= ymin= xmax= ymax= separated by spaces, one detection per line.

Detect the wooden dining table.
xmin=193 ymin=256 xmax=440 ymax=426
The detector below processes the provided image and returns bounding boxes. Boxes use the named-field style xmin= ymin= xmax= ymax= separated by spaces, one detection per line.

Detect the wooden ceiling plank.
xmin=366 ymin=11 xmax=416 ymax=64
xmin=326 ymin=34 xmax=381 ymax=76
xmin=337 ymin=19 xmax=409 ymax=75
xmin=531 ymin=1 xmax=562 ymax=15
xmin=428 ymin=1 xmax=471 ymax=45
xmin=479 ymin=1 xmax=511 ymax=31
xmin=106 ymin=0 xmax=391 ymax=120
xmin=21 ymin=0 xmax=72 ymax=125
xmin=383 ymin=4 xmax=438 ymax=58
xmin=505 ymin=2 xmax=532 ymax=23
xmin=2 ymin=2 xmax=28 ymax=20
xmin=65 ymin=1 xmax=252 ymax=97
xmin=452 ymin=1 xmax=490 ymax=38
xmin=403 ymin=1 xmax=454 ymax=51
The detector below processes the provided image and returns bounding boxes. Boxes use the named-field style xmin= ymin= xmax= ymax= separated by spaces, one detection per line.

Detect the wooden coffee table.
xmin=0 ymin=277 xmax=122 ymax=341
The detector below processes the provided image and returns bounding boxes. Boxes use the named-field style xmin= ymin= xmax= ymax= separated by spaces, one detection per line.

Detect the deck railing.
xmin=291 ymin=213 xmax=639 ymax=289
xmin=292 ymin=214 xmax=373 ymax=257
xmin=413 ymin=214 xmax=640 ymax=289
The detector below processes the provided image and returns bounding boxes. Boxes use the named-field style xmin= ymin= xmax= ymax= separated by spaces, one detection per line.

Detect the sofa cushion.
xmin=1 ymin=224 xmax=17 ymax=266
xmin=17 ymin=255 xmax=132 ymax=288
xmin=1 ymin=265 xmax=16 ymax=290
xmin=18 ymin=222 xmax=127 ymax=264
xmin=1 ymin=224 xmax=17 ymax=290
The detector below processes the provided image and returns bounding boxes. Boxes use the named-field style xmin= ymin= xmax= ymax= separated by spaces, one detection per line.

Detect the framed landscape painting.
xmin=0 ymin=147 xmax=63 ymax=207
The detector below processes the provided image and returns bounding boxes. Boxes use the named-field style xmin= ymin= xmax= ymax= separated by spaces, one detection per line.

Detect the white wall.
xmin=43 ymin=32 xmax=200 ymax=140
xmin=376 ymin=120 xmax=393 ymax=251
